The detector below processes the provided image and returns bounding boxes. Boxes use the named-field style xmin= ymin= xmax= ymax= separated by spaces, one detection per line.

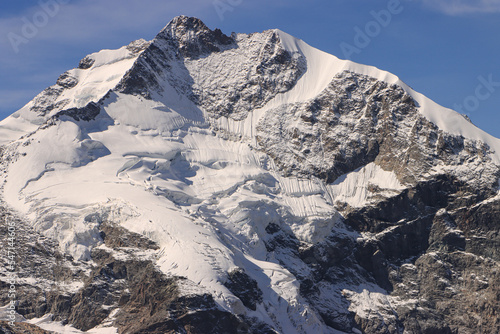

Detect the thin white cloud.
xmin=420 ymin=0 xmax=500 ymax=15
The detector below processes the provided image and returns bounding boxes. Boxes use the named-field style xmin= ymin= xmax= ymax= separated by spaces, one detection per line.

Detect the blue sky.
xmin=1 ymin=0 xmax=500 ymax=137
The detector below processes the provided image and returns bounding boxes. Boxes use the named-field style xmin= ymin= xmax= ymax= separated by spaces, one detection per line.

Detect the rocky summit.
xmin=0 ymin=15 xmax=499 ymax=334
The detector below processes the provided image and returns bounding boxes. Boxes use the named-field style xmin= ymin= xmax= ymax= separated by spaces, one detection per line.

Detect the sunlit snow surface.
xmin=28 ymin=314 xmax=118 ymax=334
xmin=1 ymin=28 xmax=499 ymax=333
xmin=0 ymin=306 xmax=118 ymax=333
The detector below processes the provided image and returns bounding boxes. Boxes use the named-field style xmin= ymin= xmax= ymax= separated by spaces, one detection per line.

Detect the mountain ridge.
xmin=0 ymin=15 xmax=499 ymax=334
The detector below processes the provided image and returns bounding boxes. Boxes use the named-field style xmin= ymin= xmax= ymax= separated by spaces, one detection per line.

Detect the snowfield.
xmin=1 ymin=18 xmax=499 ymax=334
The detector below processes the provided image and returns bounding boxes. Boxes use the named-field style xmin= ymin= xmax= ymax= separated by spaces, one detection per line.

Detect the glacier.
xmin=0 ymin=15 xmax=499 ymax=334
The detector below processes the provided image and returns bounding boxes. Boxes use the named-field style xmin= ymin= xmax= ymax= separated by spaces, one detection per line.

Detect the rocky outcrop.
xmin=0 ymin=206 xmax=269 ymax=333
xmin=78 ymin=56 xmax=95 ymax=69
xmin=2 ymin=15 xmax=500 ymax=334
xmin=159 ymin=15 xmax=234 ymax=59
xmin=186 ymin=29 xmax=306 ymax=120
xmin=0 ymin=321 xmax=54 ymax=334
xmin=117 ymin=16 xmax=305 ymax=121
xmin=254 ymin=70 xmax=500 ymax=333
xmin=224 ymin=268 xmax=263 ymax=311
xmin=0 ymin=205 xmax=88 ymax=321
xmin=56 ymin=101 xmax=101 ymax=121
xmin=257 ymin=71 xmax=497 ymax=188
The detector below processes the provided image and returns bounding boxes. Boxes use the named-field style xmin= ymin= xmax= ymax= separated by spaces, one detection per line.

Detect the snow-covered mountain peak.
xmin=157 ymin=15 xmax=234 ymax=58
xmin=78 ymin=38 xmax=150 ymax=72
xmin=274 ymin=29 xmax=500 ymax=164
xmin=162 ymin=15 xmax=213 ymax=36
xmin=116 ymin=18 xmax=305 ymax=123
xmin=0 ymin=38 xmax=151 ymax=146
xmin=1 ymin=17 xmax=500 ymax=334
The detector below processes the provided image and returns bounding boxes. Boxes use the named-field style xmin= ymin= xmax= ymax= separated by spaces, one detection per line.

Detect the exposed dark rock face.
xmin=0 ymin=205 xmax=88 ymax=321
xmin=224 ymin=268 xmax=263 ymax=311
xmin=78 ymin=56 xmax=95 ymax=69
xmin=117 ymin=16 xmax=305 ymax=121
xmin=26 ymin=39 xmax=149 ymax=122
xmin=392 ymin=251 xmax=500 ymax=334
xmin=99 ymin=221 xmax=160 ymax=250
xmin=29 ymin=86 xmax=69 ymax=116
xmin=283 ymin=165 xmax=498 ymax=333
xmin=253 ymin=70 xmax=500 ymax=333
xmin=56 ymin=72 xmax=78 ymax=89
xmin=0 ymin=209 xmax=267 ymax=333
xmin=257 ymin=71 xmax=497 ymax=187
xmin=0 ymin=321 xmax=54 ymax=334
xmin=2 ymin=15 xmax=500 ymax=334
xmin=185 ymin=29 xmax=306 ymax=121
xmin=428 ymin=210 xmax=466 ymax=252
xmin=56 ymin=101 xmax=101 ymax=121
xmin=159 ymin=15 xmax=234 ymax=59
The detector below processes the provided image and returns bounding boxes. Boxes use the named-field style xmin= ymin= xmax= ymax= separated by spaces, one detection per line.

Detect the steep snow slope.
xmin=0 ymin=40 xmax=149 ymax=145
xmin=1 ymin=16 xmax=499 ymax=334
xmin=217 ymin=29 xmax=500 ymax=164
